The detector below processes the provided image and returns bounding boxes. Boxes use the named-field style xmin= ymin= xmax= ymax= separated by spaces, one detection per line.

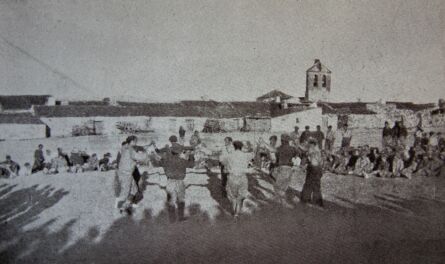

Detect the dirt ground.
xmin=1 ymin=135 xmax=445 ymax=263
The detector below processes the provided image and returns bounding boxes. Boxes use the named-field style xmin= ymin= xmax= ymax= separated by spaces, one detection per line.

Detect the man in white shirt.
xmin=220 ymin=141 xmax=253 ymax=219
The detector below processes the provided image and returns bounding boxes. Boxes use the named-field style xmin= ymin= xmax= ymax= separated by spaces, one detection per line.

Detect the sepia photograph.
xmin=0 ymin=0 xmax=444 ymax=263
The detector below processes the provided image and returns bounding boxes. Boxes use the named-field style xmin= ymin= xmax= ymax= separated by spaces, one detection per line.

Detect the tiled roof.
xmin=306 ymin=60 xmax=331 ymax=73
xmin=386 ymin=101 xmax=435 ymax=112
xmin=68 ymin=100 xmax=108 ymax=106
xmin=270 ymin=104 xmax=315 ymax=117
xmin=34 ymin=101 xmax=271 ymax=119
xmin=317 ymin=102 xmax=376 ymax=115
xmin=256 ymin=90 xmax=293 ymax=101
xmin=0 ymin=113 xmax=44 ymax=125
xmin=0 ymin=95 xmax=51 ymax=110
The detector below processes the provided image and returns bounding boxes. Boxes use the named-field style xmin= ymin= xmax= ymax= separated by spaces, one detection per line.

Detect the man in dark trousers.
xmin=273 ymin=134 xmax=299 ymax=206
xmin=152 ymin=141 xmax=195 ymax=222
xmin=313 ymin=125 xmax=325 ymax=149
xmin=301 ymin=139 xmax=324 ymax=207
xmin=300 ymin=126 xmax=311 ymax=145
xmin=32 ymin=144 xmax=45 ymax=173
xmin=219 ymin=137 xmax=234 ymax=198
xmin=382 ymin=121 xmax=393 ymax=149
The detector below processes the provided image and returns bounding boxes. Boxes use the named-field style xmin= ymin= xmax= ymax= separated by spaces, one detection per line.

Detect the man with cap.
xmin=152 ymin=138 xmax=195 ymax=222
xmin=300 ymin=126 xmax=311 ymax=145
xmin=272 ymin=134 xmax=299 ymax=206
xmin=32 ymin=144 xmax=45 ymax=173
xmin=300 ymin=138 xmax=324 ymax=207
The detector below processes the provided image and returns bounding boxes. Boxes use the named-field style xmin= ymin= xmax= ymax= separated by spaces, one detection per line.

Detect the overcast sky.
xmin=0 ymin=0 xmax=444 ymax=103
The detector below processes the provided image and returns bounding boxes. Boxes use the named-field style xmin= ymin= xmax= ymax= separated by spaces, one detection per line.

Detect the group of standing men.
xmin=113 ymin=129 xmax=326 ymax=221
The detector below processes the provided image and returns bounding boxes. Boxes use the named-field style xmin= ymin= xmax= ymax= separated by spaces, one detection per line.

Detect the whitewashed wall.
xmin=0 ymin=124 xmax=46 ymax=140
xmin=40 ymin=116 xmax=209 ymax=137
xmin=271 ymin=108 xmax=322 ymax=133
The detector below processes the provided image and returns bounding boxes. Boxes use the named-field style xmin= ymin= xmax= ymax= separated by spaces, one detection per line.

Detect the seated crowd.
xmin=0 ymin=144 xmax=118 ymax=178
xmin=1 ymin=126 xmax=444 ymax=181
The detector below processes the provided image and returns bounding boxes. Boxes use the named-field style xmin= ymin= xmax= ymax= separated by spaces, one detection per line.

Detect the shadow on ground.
xmin=1 ymin=174 xmax=445 ymax=264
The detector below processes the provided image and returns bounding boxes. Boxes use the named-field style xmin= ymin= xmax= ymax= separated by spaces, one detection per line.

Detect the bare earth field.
xmin=1 ymin=135 xmax=445 ymax=264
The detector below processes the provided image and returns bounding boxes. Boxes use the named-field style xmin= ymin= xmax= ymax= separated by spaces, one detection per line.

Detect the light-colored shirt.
xmin=222 ymin=150 xmax=253 ymax=175
xmin=341 ymin=129 xmax=352 ymax=138
xmin=326 ymin=130 xmax=336 ymax=141
xmin=118 ymin=145 xmax=148 ymax=175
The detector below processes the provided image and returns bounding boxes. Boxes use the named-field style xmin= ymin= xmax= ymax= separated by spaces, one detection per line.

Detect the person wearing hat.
xmin=152 ymin=138 xmax=195 ymax=222
xmin=300 ymin=138 xmax=324 ymax=207
xmin=114 ymin=135 xmax=149 ymax=215
xmin=32 ymin=144 xmax=45 ymax=173
xmin=272 ymin=134 xmax=299 ymax=206
xmin=299 ymin=126 xmax=311 ymax=145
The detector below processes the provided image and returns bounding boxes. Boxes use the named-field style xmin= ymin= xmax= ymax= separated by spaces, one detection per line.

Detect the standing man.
xmin=219 ymin=137 xmax=234 ymax=197
xmin=273 ymin=134 xmax=299 ymax=206
xmin=114 ymin=136 xmax=149 ymax=215
xmin=301 ymin=139 xmax=324 ymax=207
xmin=382 ymin=121 xmax=393 ymax=149
xmin=220 ymin=141 xmax=253 ymax=219
xmin=325 ymin=126 xmax=336 ymax=153
xmin=178 ymin=126 xmax=186 ymax=145
xmin=398 ymin=120 xmax=408 ymax=147
xmin=290 ymin=126 xmax=300 ymax=147
xmin=340 ymin=124 xmax=352 ymax=149
xmin=32 ymin=144 xmax=45 ymax=173
xmin=153 ymin=141 xmax=195 ymax=222
xmin=300 ymin=126 xmax=311 ymax=145
xmin=313 ymin=125 xmax=325 ymax=150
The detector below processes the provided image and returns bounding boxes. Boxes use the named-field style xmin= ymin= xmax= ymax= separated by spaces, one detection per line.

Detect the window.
xmin=313 ymin=75 xmax=318 ymax=87
xmin=322 ymin=75 xmax=327 ymax=87
xmin=296 ymin=118 xmax=300 ymax=123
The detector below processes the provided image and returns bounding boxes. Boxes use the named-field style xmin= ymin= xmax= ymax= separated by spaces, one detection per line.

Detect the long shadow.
xmin=2 ymin=184 xmax=445 ymax=264
xmin=0 ymin=183 xmax=70 ymax=263
xmin=204 ymin=167 xmax=233 ymax=216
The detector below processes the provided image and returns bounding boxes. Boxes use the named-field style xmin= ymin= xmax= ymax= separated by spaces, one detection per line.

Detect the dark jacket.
xmin=155 ymin=152 xmax=195 ymax=180
xmin=276 ymin=144 xmax=298 ymax=166
xmin=382 ymin=127 xmax=392 ymax=137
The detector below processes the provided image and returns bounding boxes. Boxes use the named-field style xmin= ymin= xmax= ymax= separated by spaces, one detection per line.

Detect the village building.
xmin=1 ymin=60 xmax=443 ymax=146
xmin=305 ymin=59 xmax=331 ymax=102
xmin=0 ymin=95 xmax=55 ymax=113
xmin=0 ymin=113 xmax=47 ymax=140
